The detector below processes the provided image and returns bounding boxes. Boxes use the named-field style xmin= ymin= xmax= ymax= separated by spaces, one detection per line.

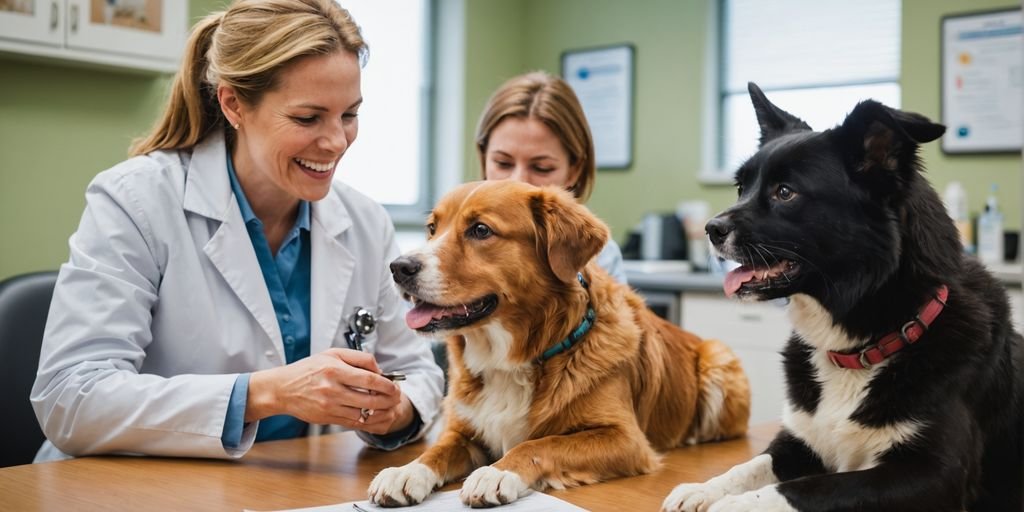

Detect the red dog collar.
xmin=828 ymin=285 xmax=949 ymax=370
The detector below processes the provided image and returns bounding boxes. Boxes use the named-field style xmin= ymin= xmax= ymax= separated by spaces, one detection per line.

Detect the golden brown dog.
xmin=368 ymin=181 xmax=750 ymax=507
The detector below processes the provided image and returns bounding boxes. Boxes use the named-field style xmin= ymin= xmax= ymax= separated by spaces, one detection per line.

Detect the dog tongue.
xmin=406 ymin=303 xmax=450 ymax=330
xmin=723 ymin=265 xmax=755 ymax=297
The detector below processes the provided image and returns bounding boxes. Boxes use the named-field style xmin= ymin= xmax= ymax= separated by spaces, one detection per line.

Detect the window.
xmin=334 ymin=0 xmax=432 ymax=221
xmin=709 ymin=0 xmax=901 ymax=179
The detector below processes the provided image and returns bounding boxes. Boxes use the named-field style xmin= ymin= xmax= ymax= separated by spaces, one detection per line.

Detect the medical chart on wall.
xmin=562 ymin=44 xmax=635 ymax=169
xmin=941 ymin=8 xmax=1022 ymax=153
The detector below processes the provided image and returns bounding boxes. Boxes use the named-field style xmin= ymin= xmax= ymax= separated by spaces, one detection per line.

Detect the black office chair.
xmin=0 ymin=271 xmax=58 ymax=467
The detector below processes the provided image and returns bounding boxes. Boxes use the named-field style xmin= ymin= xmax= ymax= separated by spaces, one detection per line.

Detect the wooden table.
xmin=0 ymin=423 xmax=778 ymax=512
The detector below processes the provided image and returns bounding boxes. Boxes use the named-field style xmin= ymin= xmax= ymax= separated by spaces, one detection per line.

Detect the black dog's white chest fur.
xmin=783 ymin=294 xmax=925 ymax=473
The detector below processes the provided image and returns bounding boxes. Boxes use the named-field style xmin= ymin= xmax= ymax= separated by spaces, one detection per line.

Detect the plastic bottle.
xmin=943 ymin=181 xmax=972 ymax=254
xmin=977 ymin=184 xmax=1003 ymax=266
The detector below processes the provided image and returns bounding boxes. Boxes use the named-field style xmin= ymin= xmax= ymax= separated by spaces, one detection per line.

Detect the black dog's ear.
xmin=837 ymin=100 xmax=945 ymax=174
xmin=530 ymin=187 xmax=609 ymax=284
xmin=748 ymin=82 xmax=812 ymax=145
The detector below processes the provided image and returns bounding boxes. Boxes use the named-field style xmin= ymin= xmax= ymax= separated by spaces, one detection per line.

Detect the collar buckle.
xmin=899 ymin=315 xmax=927 ymax=344
xmin=858 ymin=350 xmax=872 ymax=369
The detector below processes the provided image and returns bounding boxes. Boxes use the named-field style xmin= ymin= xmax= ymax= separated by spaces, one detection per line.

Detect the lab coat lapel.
xmin=184 ymin=132 xmax=284 ymax=360
xmin=310 ymin=189 xmax=354 ymax=356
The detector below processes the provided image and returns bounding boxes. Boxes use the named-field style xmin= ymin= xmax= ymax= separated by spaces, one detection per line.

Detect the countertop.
xmin=624 ymin=259 xmax=1024 ymax=293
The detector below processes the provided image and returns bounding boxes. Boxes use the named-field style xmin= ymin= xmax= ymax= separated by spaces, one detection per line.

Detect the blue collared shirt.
xmin=219 ymin=154 xmax=423 ymax=450
xmin=221 ymin=154 xmax=312 ymax=447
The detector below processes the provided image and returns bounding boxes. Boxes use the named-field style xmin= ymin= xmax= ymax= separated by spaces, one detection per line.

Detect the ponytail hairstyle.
xmin=474 ymin=71 xmax=597 ymax=203
xmin=130 ymin=0 xmax=367 ymax=156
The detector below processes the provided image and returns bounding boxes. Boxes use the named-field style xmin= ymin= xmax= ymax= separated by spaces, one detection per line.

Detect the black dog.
xmin=662 ymin=83 xmax=1023 ymax=512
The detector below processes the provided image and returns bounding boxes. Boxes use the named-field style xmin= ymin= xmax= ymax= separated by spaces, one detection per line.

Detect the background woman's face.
xmin=233 ymin=50 xmax=362 ymax=204
xmin=483 ymin=117 xmax=577 ymax=190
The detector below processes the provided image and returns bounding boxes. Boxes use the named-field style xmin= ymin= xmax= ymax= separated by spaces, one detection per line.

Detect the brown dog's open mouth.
xmin=403 ymin=294 xmax=498 ymax=333
xmin=724 ymin=260 xmax=799 ymax=297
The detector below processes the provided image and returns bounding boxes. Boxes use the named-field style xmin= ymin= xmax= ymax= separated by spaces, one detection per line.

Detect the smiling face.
xmin=483 ymin=116 xmax=579 ymax=190
xmin=706 ymin=84 xmax=946 ymax=315
xmin=390 ymin=181 xmax=606 ymax=337
xmin=708 ymin=132 xmax=893 ymax=303
xmin=224 ymin=50 xmax=362 ymax=209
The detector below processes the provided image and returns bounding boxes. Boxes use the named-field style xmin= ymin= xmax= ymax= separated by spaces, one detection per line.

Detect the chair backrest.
xmin=0 ymin=271 xmax=58 ymax=467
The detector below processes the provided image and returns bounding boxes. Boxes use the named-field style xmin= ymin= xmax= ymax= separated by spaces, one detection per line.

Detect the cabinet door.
xmin=64 ymin=0 xmax=185 ymax=62
xmin=732 ymin=348 xmax=786 ymax=424
xmin=681 ymin=293 xmax=792 ymax=425
xmin=681 ymin=294 xmax=791 ymax=351
xmin=0 ymin=1 xmax=63 ymax=46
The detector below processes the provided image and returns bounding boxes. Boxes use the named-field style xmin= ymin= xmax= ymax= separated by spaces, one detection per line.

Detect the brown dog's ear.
xmin=530 ymin=186 xmax=609 ymax=283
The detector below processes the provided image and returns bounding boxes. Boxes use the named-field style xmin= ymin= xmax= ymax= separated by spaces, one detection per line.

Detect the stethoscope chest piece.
xmin=345 ymin=307 xmax=376 ymax=350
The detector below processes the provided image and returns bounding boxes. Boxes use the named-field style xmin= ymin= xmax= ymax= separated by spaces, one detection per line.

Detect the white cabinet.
xmin=0 ymin=1 xmax=186 ymax=73
xmin=680 ymin=293 xmax=791 ymax=426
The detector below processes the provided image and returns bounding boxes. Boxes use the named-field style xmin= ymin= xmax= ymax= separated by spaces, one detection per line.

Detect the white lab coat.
xmin=31 ymin=131 xmax=444 ymax=461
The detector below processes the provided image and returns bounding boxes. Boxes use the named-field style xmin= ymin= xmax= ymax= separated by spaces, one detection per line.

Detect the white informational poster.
xmin=941 ymin=9 xmax=1022 ymax=153
xmin=562 ymin=45 xmax=634 ymax=168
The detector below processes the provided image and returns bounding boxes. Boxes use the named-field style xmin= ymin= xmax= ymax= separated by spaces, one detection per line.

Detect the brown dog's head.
xmin=390 ymin=180 xmax=608 ymax=337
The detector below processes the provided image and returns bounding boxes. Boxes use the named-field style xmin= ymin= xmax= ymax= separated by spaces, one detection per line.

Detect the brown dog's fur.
xmin=369 ymin=181 xmax=750 ymax=507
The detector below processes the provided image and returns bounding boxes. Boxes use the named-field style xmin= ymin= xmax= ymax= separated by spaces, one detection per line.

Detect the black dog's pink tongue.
xmin=406 ymin=303 xmax=445 ymax=330
xmin=724 ymin=265 xmax=755 ymax=297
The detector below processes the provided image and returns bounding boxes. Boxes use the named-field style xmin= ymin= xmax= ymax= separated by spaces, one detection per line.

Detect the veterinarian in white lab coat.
xmin=475 ymin=71 xmax=627 ymax=283
xmin=31 ymin=0 xmax=443 ymax=462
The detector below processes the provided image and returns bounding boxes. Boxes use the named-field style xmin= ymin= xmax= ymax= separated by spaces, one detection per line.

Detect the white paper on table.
xmin=245 ymin=489 xmax=590 ymax=512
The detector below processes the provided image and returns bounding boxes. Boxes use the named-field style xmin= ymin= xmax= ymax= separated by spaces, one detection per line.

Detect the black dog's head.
xmin=707 ymin=83 xmax=950 ymax=315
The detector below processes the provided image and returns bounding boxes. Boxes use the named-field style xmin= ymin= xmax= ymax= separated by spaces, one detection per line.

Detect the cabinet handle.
xmin=70 ymin=3 xmax=79 ymax=33
xmin=50 ymin=1 xmax=59 ymax=31
xmin=738 ymin=313 xmax=762 ymax=322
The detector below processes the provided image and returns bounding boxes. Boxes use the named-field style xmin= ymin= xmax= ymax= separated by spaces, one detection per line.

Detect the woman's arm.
xmin=30 ymin=166 xmax=254 ymax=459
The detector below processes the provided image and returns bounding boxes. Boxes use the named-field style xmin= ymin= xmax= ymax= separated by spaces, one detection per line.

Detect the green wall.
xmin=0 ymin=63 xmax=167 ymax=278
xmin=524 ymin=0 xmax=719 ymax=241
xmin=0 ymin=1 xmax=224 ymax=280
xmin=462 ymin=0 xmax=529 ymax=184
xmin=1 ymin=0 xmax=1020 ymax=280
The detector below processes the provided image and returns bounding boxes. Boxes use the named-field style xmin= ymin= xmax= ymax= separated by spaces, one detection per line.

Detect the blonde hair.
xmin=475 ymin=71 xmax=597 ymax=203
xmin=129 ymin=0 xmax=366 ymax=156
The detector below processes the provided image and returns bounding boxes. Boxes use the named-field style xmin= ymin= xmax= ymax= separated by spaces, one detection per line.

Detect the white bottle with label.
xmin=977 ymin=184 xmax=1004 ymax=266
xmin=943 ymin=181 xmax=972 ymax=254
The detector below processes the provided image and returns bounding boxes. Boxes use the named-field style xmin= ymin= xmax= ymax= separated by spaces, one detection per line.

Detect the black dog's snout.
xmin=705 ymin=217 xmax=733 ymax=246
xmin=390 ymin=256 xmax=423 ymax=286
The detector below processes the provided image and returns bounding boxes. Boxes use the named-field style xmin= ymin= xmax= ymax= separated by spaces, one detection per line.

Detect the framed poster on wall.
xmin=941 ymin=8 xmax=1022 ymax=154
xmin=561 ymin=44 xmax=635 ymax=169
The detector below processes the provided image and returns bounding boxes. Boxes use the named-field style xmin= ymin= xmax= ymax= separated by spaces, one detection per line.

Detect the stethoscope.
xmin=344 ymin=307 xmax=376 ymax=351
xmin=345 ymin=307 xmax=382 ymax=422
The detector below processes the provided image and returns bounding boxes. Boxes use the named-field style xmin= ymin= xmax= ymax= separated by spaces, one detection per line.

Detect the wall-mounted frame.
xmin=940 ymin=8 xmax=1022 ymax=154
xmin=561 ymin=44 xmax=635 ymax=169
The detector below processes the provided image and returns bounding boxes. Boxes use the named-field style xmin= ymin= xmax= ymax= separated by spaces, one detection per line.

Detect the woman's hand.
xmin=245 ymin=348 xmax=406 ymax=431
xmin=357 ymin=392 xmax=416 ymax=436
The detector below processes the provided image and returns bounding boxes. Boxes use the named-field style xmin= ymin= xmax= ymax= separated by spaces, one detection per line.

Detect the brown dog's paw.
xmin=459 ymin=466 xmax=530 ymax=507
xmin=368 ymin=462 xmax=441 ymax=507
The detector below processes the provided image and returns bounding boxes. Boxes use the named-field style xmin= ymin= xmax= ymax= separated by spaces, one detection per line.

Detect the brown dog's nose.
xmin=390 ymin=256 xmax=422 ymax=286
xmin=705 ymin=217 xmax=733 ymax=246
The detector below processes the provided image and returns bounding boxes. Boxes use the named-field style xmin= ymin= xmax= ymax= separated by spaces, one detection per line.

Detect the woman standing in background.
xmin=475 ymin=71 xmax=627 ymax=283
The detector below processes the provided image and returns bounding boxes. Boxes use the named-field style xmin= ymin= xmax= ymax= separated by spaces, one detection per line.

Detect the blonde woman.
xmin=31 ymin=0 xmax=442 ymax=461
xmin=475 ymin=71 xmax=627 ymax=283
